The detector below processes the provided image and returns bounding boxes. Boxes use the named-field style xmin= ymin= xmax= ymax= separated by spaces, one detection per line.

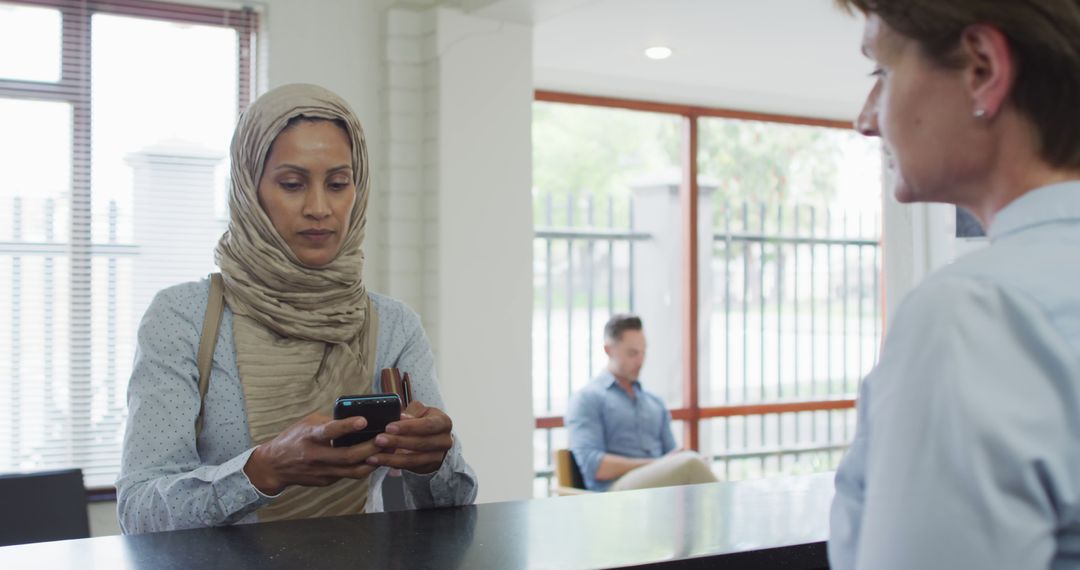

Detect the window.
xmin=0 ymin=0 xmax=256 ymax=489
xmin=531 ymin=101 xmax=684 ymax=495
xmin=698 ymin=117 xmax=881 ymax=479
xmin=532 ymin=93 xmax=881 ymax=495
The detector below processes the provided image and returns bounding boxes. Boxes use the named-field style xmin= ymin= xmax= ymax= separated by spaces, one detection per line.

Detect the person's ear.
xmin=603 ymin=343 xmax=613 ymax=358
xmin=960 ymin=24 xmax=1016 ymax=119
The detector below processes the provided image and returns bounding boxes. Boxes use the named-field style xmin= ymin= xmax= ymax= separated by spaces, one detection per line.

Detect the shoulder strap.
xmin=195 ymin=273 xmax=226 ymax=438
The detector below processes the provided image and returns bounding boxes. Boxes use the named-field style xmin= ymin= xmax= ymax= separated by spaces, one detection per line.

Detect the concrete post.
xmin=630 ymin=170 xmax=717 ymax=410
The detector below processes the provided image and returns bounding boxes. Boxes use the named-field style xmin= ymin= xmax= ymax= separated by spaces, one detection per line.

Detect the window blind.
xmin=0 ymin=0 xmax=256 ymax=489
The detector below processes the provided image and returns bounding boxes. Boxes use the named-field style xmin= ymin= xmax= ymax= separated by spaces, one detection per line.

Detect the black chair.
xmin=0 ymin=468 xmax=90 ymax=546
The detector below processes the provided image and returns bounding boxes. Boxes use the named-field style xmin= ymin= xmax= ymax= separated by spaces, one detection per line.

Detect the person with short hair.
xmin=830 ymin=1 xmax=1080 ymax=567
xmin=566 ymin=314 xmax=717 ymax=492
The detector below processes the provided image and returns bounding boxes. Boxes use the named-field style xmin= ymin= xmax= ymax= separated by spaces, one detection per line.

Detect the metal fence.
xmin=532 ymin=191 xmax=644 ymax=494
xmin=532 ymin=190 xmax=881 ymax=496
xmin=704 ymin=200 xmax=879 ymax=480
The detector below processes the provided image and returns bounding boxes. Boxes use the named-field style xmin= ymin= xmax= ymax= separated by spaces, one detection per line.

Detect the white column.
xmin=629 ymin=173 xmax=716 ymax=407
xmin=383 ymin=4 xmax=534 ymax=503
xmin=432 ymin=7 xmax=534 ymax=503
xmin=879 ymin=163 xmax=982 ymax=323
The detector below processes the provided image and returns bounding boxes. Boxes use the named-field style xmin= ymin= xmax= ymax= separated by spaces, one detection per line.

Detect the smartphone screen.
xmin=331 ymin=394 xmax=402 ymax=447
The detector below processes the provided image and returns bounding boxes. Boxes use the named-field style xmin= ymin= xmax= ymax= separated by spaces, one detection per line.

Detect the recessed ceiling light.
xmin=644 ymin=46 xmax=673 ymax=60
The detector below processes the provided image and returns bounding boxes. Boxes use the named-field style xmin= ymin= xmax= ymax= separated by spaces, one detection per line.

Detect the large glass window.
xmin=531 ymin=95 xmax=882 ymax=496
xmin=0 ymin=2 xmax=62 ymax=82
xmin=532 ymin=101 xmax=684 ymax=489
xmin=0 ymin=0 xmax=256 ymax=489
xmin=698 ymin=118 xmax=882 ymax=478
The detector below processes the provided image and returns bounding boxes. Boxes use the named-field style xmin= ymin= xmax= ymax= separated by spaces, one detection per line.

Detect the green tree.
xmin=532 ymin=102 xmax=679 ymax=227
xmin=533 ymin=103 xmax=862 ymax=230
xmin=699 ymin=119 xmax=849 ymax=214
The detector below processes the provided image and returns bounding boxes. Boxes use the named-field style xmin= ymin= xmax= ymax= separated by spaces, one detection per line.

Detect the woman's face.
xmin=257 ymin=120 xmax=356 ymax=267
xmin=856 ymin=15 xmax=980 ymax=204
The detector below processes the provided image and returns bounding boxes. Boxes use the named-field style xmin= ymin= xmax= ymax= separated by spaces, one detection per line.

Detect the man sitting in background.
xmin=566 ymin=314 xmax=717 ymax=491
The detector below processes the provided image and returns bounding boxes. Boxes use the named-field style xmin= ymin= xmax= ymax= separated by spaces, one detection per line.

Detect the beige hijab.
xmin=215 ymin=84 xmax=377 ymax=521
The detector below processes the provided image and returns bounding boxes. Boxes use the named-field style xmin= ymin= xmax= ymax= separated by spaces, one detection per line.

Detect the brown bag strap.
xmin=195 ymin=273 xmax=226 ymax=438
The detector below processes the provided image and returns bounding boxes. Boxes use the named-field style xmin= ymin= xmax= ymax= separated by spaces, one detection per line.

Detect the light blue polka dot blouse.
xmin=116 ymin=277 xmax=478 ymax=534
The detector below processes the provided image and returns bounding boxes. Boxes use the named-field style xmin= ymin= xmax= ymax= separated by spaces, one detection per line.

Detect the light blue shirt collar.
xmin=989 ymin=180 xmax=1080 ymax=241
xmin=600 ymin=369 xmax=642 ymax=392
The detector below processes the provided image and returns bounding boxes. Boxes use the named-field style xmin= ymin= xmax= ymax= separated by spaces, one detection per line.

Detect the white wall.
xmin=88 ymin=502 xmax=119 ymax=537
xmin=880 ymin=165 xmax=988 ymax=323
xmin=881 ymin=166 xmax=921 ymax=322
xmin=433 ymin=8 xmax=535 ymax=503
xmin=260 ymin=0 xmax=395 ymax=292
xmin=383 ymin=6 xmax=438 ymax=322
xmin=380 ymin=5 xmax=534 ymax=504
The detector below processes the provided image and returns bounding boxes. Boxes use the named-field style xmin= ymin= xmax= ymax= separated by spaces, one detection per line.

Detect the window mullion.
xmin=0 ymin=79 xmax=76 ymax=102
xmin=61 ymin=1 xmax=93 ymax=469
xmin=236 ymin=9 xmax=255 ymax=115
xmin=681 ymin=114 xmax=701 ymax=451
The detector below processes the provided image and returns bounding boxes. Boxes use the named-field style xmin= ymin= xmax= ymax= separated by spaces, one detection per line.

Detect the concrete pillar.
xmin=381 ymin=5 xmax=535 ymax=504
xmin=630 ymin=170 xmax=717 ymax=408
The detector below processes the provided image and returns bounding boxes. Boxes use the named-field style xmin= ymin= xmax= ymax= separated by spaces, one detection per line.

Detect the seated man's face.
xmin=607 ymin=329 xmax=646 ymax=381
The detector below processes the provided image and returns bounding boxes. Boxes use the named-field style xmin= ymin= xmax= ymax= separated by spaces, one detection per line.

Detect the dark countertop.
xmin=0 ymin=472 xmax=834 ymax=569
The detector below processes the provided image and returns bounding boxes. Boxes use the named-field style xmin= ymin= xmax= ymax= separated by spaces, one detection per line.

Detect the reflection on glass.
xmin=532 ymin=427 xmax=568 ymax=497
xmin=698 ymin=118 xmax=881 ymax=481
xmin=0 ymin=98 xmax=73 ymax=481
xmin=701 ymin=411 xmax=856 ymax=481
xmin=531 ymin=101 xmax=684 ymax=425
xmin=0 ymin=3 xmax=62 ymax=82
xmin=72 ymin=13 xmax=240 ymax=486
xmin=0 ymin=13 xmax=243 ymax=487
xmin=531 ymin=107 xmax=884 ymax=492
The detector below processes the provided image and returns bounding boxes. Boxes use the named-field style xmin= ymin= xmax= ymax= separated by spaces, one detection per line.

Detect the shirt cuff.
xmin=215 ymin=447 xmax=280 ymax=515
xmin=402 ymin=452 xmax=451 ymax=484
xmin=401 ymin=442 xmax=459 ymax=503
xmin=241 ymin=450 xmax=285 ymax=500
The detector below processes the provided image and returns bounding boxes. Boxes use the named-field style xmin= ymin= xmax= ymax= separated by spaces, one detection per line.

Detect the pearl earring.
xmin=973 ymin=108 xmax=987 ymax=119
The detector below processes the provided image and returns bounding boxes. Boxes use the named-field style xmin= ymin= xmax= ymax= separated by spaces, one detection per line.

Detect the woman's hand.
xmin=243 ymin=413 xmax=381 ymax=495
xmin=366 ymin=401 xmax=453 ymax=475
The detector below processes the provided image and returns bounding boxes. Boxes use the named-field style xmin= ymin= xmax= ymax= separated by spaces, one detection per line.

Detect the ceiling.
xmin=474 ymin=0 xmax=874 ymax=122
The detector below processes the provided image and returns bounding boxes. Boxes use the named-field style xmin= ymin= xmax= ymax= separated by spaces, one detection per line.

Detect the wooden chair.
xmin=553 ymin=449 xmax=595 ymax=496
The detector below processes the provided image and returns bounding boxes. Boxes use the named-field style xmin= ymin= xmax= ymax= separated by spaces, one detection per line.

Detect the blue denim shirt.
xmin=566 ymin=371 xmax=676 ymax=491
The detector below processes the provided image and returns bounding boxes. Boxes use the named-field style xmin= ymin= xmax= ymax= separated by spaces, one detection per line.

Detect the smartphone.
xmin=330 ymin=393 xmax=402 ymax=448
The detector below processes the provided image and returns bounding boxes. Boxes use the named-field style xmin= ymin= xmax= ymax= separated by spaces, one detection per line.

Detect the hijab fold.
xmin=215 ymin=84 xmax=376 ymax=521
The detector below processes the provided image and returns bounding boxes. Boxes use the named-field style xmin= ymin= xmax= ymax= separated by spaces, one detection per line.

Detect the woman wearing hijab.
xmin=829 ymin=1 xmax=1080 ymax=568
xmin=117 ymin=84 xmax=476 ymax=534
